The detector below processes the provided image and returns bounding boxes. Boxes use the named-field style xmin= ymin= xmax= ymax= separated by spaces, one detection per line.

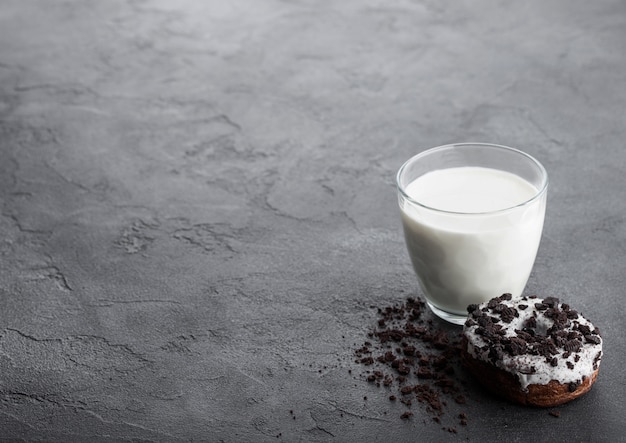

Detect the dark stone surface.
xmin=1 ymin=0 xmax=624 ymax=441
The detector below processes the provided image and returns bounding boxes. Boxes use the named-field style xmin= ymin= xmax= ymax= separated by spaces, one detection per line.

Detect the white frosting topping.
xmin=463 ymin=294 xmax=603 ymax=390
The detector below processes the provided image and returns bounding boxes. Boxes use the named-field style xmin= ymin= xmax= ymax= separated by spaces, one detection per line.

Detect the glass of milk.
xmin=396 ymin=143 xmax=548 ymax=325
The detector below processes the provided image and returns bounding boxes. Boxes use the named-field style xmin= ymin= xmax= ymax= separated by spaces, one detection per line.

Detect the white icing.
xmin=463 ymin=295 xmax=603 ymax=390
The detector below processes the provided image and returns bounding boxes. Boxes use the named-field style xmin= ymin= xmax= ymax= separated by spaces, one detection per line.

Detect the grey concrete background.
xmin=1 ymin=0 xmax=624 ymax=441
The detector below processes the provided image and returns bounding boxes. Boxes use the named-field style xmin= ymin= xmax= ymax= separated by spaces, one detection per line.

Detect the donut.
xmin=461 ymin=293 xmax=602 ymax=407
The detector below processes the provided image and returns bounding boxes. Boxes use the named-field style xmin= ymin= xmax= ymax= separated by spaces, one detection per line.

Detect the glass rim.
xmin=396 ymin=142 xmax=549 ymax=216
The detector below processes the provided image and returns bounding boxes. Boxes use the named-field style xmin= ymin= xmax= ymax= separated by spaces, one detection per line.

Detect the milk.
xmin=400 ymin=166 xmax=546 ymax=316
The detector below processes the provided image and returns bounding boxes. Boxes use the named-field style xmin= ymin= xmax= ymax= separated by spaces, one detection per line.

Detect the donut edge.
xmin=461 ymin=336 xmax=600 ymax=407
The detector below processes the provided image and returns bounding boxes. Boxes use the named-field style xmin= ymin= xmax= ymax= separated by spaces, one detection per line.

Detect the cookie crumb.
xmin=400 ymin=411 xmax=413 ymax=420
xmin=354 ymin=297 xmax=470 ymax=432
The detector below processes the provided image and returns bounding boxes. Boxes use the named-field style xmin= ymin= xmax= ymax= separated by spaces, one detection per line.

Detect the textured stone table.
xmin=1 ymin=1 xmax=624 ymax=441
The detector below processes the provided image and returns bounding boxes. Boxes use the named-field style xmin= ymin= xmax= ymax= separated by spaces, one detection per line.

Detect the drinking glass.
xmin=396 ymin=143 xmax=548 ymax=325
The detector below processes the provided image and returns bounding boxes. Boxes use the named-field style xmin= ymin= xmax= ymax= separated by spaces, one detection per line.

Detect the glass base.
xmin=426 ymin=301 xmax=468 ymax=326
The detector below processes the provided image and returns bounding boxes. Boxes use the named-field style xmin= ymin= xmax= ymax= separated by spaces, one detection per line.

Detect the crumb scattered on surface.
xmin=354 ymin=297 xmax=469 ymax=431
